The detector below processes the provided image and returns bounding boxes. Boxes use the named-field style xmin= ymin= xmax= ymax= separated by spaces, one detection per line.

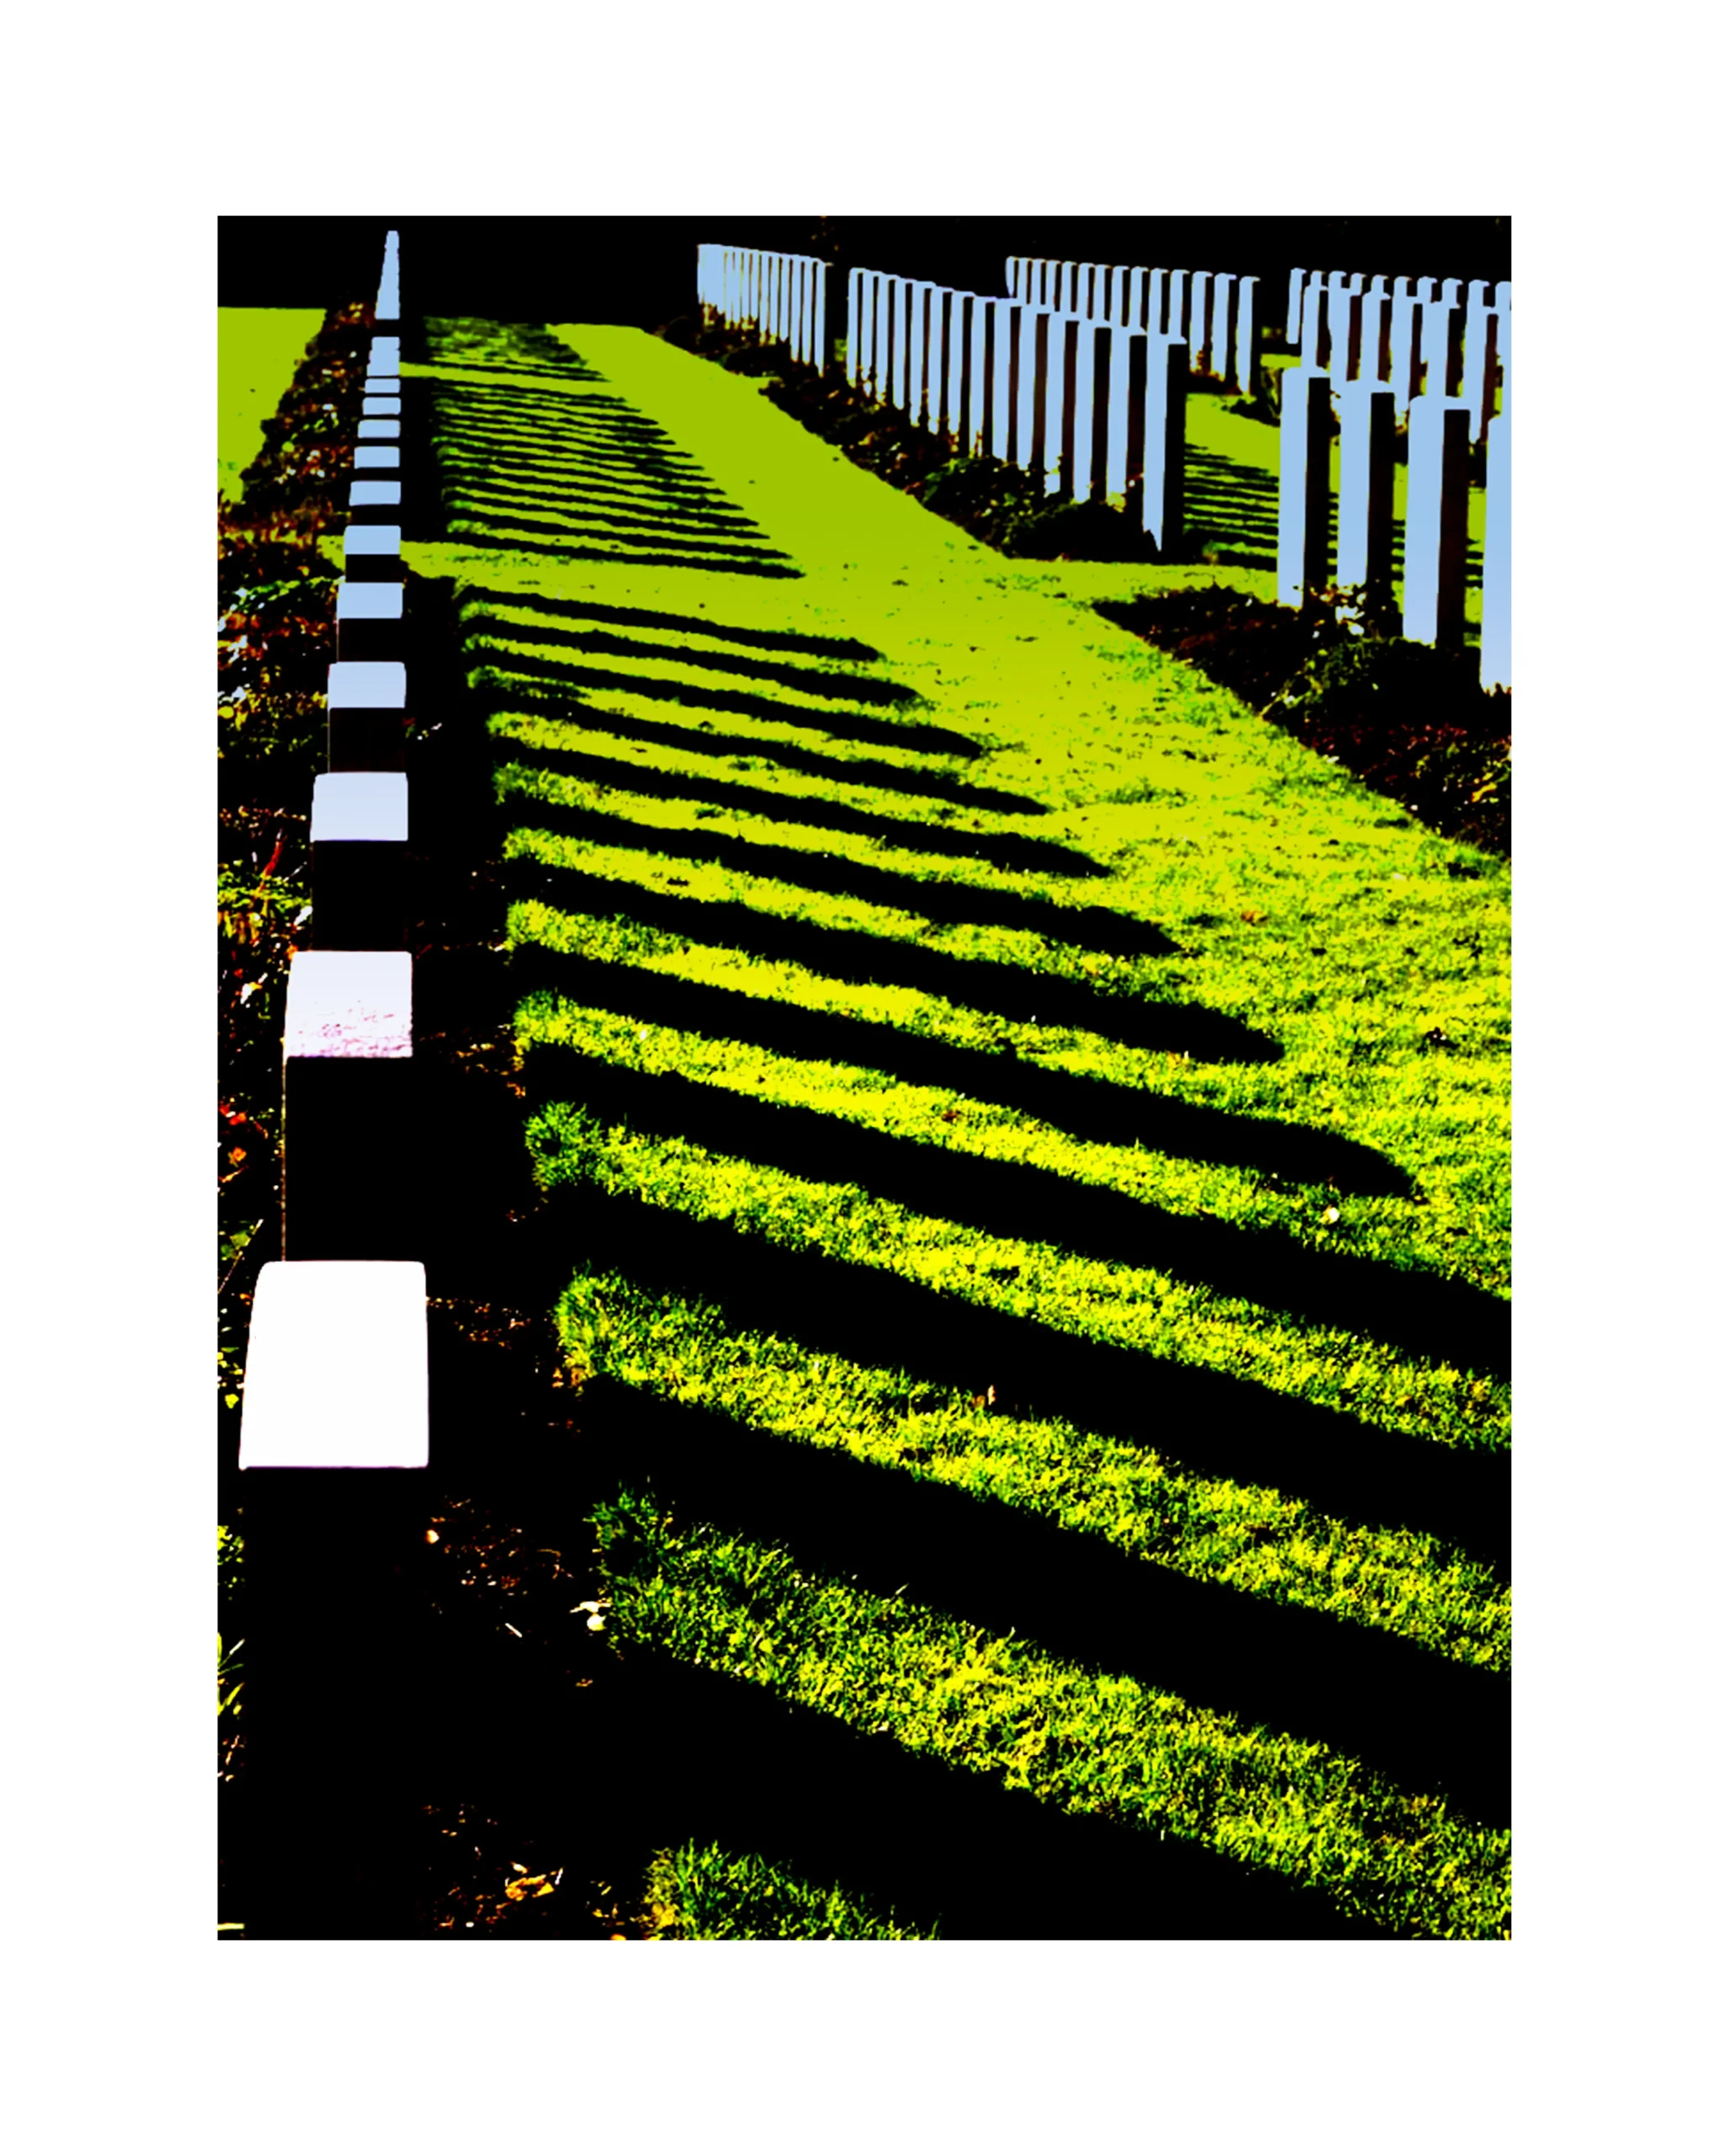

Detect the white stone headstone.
xmin=1233 ymin=275 xmax=1259 ymax=396
xmin=1127 ymin=265 xmax=1147 ymax=330
xmin=993 ymin=300 xmax=1018 ymax=462
xmin=1210 ymin=274 xmax=1237 ymax=383
xmin=1044 ymin=314 xmax=1077 ymax=494
xmin=1335 ymin=381 xmax=1397 ymax=598
xmin=1300 ymin=277 xmax=1330 ymax=371
xmin=1165 ymin=270 xmax=1188 ymax=341
xmin=927 ymin=287 xmax=950 ymax=433
xmin=948 ymin=291 xmax=975 ymax=449
xmin=1277 ymin=366 xmax=1332 ymax=608
xmin=1420 ymin=300 xmax=1466 ymax=397
xmin=1189 ymin=271 xmax=1213 ymax=375
xmin=1142 ymin=335 xmax=1187 ymax=549
xmin=1017 ymin=307 xmax=1050 ymax=477
xmin=907 ymin=280 xmax=928 ymax=424
xmin=1356 ymin=291 xmax=1391 ymax=384
xmin=1402 ymin=392 xmax=1471 ymax=648
xmin=1076 ymin=321 xmax=1107 ymax=498
xmin=1387 ymin=286 xmax=1421 ymax=417
xmin=1480 ymin=407 xmax=1510 ymax=691
xmin=1461 ymin=293 xmax=1499 ymax=440
xmin=1105 ymin=325 xmax=1136 ymax=497
xmin=969 ymin=297 xmax=996 ymax=455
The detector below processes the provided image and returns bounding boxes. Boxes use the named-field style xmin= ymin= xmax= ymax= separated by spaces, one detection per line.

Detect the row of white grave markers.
xmin=841 ymin=266 xmax=1188 ymax=548
xmin=696 ymin=242 xmax=830 ymax=371
xmin=240 ymin=230 xmax=429 ymax=1476
xmin=1277 ymin=360 xmax=1511 ymax=691
xmin=1004 ymin=256 xmax=1260 ymax=397
xmin=1286 ymin=269 xmax=1511 ymax=440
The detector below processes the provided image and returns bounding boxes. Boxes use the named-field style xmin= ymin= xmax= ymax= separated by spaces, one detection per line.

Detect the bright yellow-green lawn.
xmin=217 ymin=308 xmax=325 ymax=500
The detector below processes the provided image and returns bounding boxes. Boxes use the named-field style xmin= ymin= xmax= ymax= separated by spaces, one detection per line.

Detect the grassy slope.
xmin=408 ymin=320 xmax=1510 ymax=1938
xmin=216 ymin=308 xmax=327 ymax=499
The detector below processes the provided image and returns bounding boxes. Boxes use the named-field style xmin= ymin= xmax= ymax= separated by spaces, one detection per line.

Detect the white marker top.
xmin=239 ymin=1261 xmax=427 ymax=1469
xmin=343 ymin=525 xmax=401 ymax=557
xmin=311 ymin=771 xmax=409 ymax=844
xmin=336 ymin=581 xmax=403 ymax=620
xmin=284 ymin=949 xmax=412 ymax=1059
xmin=327 ymin=660 xmax=406 ymax=708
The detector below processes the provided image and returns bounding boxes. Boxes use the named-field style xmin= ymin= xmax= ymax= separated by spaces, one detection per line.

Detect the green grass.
xmin=642 ymin=1841 xmax=939 ymax=1940
xmin=598 ymin=1491 xmax=1508 ymax=1940
xmin=414 ymin=316 xmax=1510 ymax=1938
xmin=216 ymin=308 xmax=328 ymax=500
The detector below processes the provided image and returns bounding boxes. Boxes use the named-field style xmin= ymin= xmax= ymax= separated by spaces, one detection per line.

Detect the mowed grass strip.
xmin=591 ymin=1485 xmax=1510 ymax=1940
xmin=551 ymin=1255 xmax=1508 ymax=1669
xmin=419 ymin=317 xmax=1510 ymax=1936
xmin=510 ymin=907 xmax=1509 ymax=1350
xmin=640 ymin=1841 xmax=939 ymax=1940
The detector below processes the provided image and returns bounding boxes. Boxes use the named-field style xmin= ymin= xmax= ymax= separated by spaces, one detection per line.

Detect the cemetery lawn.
xmin=217 ymin=308 xmax=328 ymax=500
xmin=399 ymin=320 xmax=1509 ymax=1938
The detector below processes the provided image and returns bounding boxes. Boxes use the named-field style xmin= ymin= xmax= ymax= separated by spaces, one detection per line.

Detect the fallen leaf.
xmin=504 ymin=1873 xmax=556 ymax=1903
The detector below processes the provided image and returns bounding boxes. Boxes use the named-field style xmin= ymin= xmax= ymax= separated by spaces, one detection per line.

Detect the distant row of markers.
xmin=700 ymin=240 xmax=1509 ymax=691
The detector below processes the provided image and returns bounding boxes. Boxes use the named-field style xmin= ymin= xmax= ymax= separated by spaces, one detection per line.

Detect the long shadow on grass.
xmin=543 ymin=1052 xmax=1505 ymax=1374
xmin=493 ymin=725 xmax=1100 ymax=879
xmin=438 ymin=450 xmax=756 ymax=526
xmin=431 ymin=403 xmax=743 ymax=496
xmin=494 ymin=699 xmax=1041 ymax=818
xmin=507 ymin=803 xmax=1216 ymax=979
xmin=442 ymin=485 xmax=769 ymax=552
xmin=506 ymin=863 xmax=1246 ymax=1059
xmin=462 ymin=586 xmax=884 ymax=664
xmin=483 ymin=650 xmax=985 ymax=758
xmin=435 ymin=445 xmax=756 ymax=522
xmin=521 ymin=1187 xmax=1509 ymax=1574
xmin=1184 ymin=446 xmax=1284 ymax=568
xmin=578 ymin=1376 xmax=1507 ymax=1823
xmin=524 ymin=1043 xmax=1509 ymax=1387
xmin=425 ymin=325 xmax=802 ymax=580
xmin=464 ymin=610 xmax=923 ymax=709
xmin=444 ymin=522 xmax=801 ymax=580
xmin=427 ymin=323 xmax=608 ymax=384
xmin=513 ymin=947 xmax=1412 ymax=1195
xmin=416 ymin=1609 xmax=1382 ymax=1939
xmin=1181 ymin=444 xmax=1481 ymax=581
